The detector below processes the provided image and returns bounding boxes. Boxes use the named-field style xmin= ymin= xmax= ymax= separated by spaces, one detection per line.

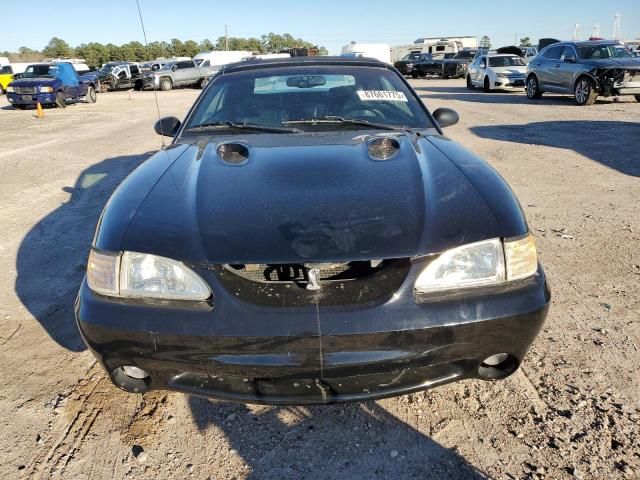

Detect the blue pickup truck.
xmin=6 ymin=62 xmax=97 ymax=109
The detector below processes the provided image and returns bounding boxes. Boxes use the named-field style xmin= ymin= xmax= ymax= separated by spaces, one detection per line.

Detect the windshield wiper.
xmin=185 ymin=121 xmax=302 ymax=134
xmin=283 ymin=116 xmax=409 ymax=132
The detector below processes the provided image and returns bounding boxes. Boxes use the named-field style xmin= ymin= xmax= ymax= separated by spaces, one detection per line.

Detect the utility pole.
xmin=225 ymin=24 xmax=229 ymax=51
xmin=612 ymin=13 xmax=621 ymax=41
xmin=573 ymin=24 xmax=582 ymax=41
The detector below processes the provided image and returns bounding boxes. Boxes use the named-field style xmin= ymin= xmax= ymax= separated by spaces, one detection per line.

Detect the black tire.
xmin=411 ymin=71 xmax=418 ymax=79
xmin=200 ymin=77 xmax=210 ymax=89
xmin=526 ymin=75 xmax=542 ymax=99
xmin=55 ymin=91 xmax=66 ymax=109
xmin=14 ymin=104 xmax=26 ymax=110
xmin=134 ymin=79 xmax=144 ymax=91
xmin=466 ymin=75 xmax=474 ymax=89
xmin=635 ymin=95 xmax=640 ymax=103
xmin=159 ymin=77 xmax=172 ymax=91
xmin=574 ymin=77 xmax=597 ymax=106
xmin=483 ymin=76 xmax=491 ymax=92
xmin=443 ymin=75 xmax=450 ymax=80
xmin=85 ymin=86 xmax=97 ymax=103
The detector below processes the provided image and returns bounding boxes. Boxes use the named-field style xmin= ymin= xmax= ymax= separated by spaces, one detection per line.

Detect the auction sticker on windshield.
xmin=357 ymin=90 xmax=408 ymax=102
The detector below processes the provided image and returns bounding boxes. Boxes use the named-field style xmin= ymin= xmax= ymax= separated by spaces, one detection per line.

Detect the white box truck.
xmin=341 ymin=43 xmax=392 ymax=64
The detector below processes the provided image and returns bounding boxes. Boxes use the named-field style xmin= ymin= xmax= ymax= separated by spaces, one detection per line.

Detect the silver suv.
xmin=525 ymin=41 xmax=640 ymax=105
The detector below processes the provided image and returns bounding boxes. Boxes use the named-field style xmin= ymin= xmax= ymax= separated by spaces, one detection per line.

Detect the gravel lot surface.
xmin=0 ymin=80 xmax=639 ymax=480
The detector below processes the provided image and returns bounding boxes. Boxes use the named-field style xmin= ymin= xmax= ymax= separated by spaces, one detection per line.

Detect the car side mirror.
xmin=432 ymin=108 xmax=459 ymax=129
xmin=171 ymin=65 xmax=178 ymax=71
xmin=154 ymin=116 xmax=181 ymax=137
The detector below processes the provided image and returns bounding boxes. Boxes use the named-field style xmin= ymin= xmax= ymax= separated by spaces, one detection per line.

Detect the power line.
xmin=135 ymin=0 xmax=165 ymax=147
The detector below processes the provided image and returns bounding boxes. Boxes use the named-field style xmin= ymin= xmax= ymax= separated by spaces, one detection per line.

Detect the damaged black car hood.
xmin=95 ymin=131 xmax=527 ymax=263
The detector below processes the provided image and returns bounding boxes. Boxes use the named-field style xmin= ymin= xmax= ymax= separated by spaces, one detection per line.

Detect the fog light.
xmin=122 ymin=365 xmax=149 ymax=379
xmin=478 ymin=353 xmax=518 ymax=380
xmin=482 ymin=353 xmax=509 ymax=366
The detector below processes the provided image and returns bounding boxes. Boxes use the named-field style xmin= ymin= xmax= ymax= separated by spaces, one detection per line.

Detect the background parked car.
xmin=393 ymin=52 xmax=423 ymax=76
xmin=143 ymin=59 xmax=217 ymax=90
xmin=6 ymin=62 xmax=97 ymax=109
xmin=411 ymin=53 xmax=444 ymax=78
xmin=467 ymin=54 xmax=527 ymax=92
xmin=526 ymin=40 xmax=640 ymax=105
xmin=521 ymin=47 xmax=539 ymax=63
xmin=88 ymin=62 xmax=144 ymax=92
xmin=442 ymin=49 xmax=477 ymax=79
xmin=0 ymin=65 xmax=15 ymax=94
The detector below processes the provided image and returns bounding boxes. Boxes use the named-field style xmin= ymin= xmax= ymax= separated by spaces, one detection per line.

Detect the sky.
xmin=2 ymin=1 xmax=639 ymax=54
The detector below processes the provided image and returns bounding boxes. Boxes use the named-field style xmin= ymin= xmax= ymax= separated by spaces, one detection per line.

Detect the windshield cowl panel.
xmin=181 ymin=65 xmax=433 ymax=137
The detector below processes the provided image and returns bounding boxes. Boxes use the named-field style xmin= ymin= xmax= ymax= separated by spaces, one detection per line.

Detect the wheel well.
xmin=575 ymin=74 xmax=598 ymax=91
xmin=526 ymin=73 xmax=538 ymax=82
xmin=160 ymin=76 xmax=172 ymax=83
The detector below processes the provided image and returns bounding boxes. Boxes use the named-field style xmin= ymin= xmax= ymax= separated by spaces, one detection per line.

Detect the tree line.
xmin=2 ymin=34 xmax=328 ymax=68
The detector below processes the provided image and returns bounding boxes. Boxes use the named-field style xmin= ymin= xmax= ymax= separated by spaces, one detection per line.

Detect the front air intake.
xmin=367 ymin=137 xmax=400 ymax=161
xmin=217 ymin=143 xmax=249 ymax=165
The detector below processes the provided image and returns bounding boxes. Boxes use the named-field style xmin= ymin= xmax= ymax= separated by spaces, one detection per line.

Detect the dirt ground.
xmin=0 ymin=80 xmax=638 ymax=480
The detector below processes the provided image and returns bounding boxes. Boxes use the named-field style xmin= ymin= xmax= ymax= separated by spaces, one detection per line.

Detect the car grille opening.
xmin=14 ymin=86 xmax=36 ymax=95
xmin=224 ymin=260 xmax=386 ymax=283
xmin=213 ymin=259 xmax=410 ymax=307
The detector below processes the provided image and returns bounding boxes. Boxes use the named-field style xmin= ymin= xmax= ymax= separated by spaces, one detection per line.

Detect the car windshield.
xmin=489 ymin=56 xmax=525 ymax=67
xmin=454 ymin=51 xmax=474 ymax=59
xmin=22 ymin=64 xmax=58 ymax=78
xmin=579 ymin=44 xmax=633 ymax=59
xmin=402 ymin=53 xmax=421 ymax=61
xmin=159 ymin=62 xmax=175 ymax=71
xmin=184 ymin=65 xmax=434 ymax=132
xmin=98 ymin=63 xmax=120 ymax=73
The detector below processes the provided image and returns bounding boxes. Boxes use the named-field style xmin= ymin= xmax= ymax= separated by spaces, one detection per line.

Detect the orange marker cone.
xmin=35 ymin=102 xmax=45 ymax=119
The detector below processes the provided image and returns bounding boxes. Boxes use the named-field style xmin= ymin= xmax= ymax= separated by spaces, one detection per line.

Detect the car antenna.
xmin=135 ymin=0 xmax=166 ymax=148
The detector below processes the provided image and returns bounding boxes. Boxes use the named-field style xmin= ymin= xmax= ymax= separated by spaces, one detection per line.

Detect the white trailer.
xmin=193 ymin=51 xmax=252 ymax=70
xmin=341 ymin=43 xmax=392 ymax=64
xmin=242 ymin=53 xmax=291 ymax=61
xmin=415 ymin=36 xmax=478 ymax=49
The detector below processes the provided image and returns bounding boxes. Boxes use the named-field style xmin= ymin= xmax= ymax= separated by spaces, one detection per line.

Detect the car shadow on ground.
xmin=1 ymin=99 xmax=94 ymax=111
xmin=188 ymin=396 xmax=486 ymax=479
xmin=414 ymin=86 xmax=595 ymax=106
xmin=471 ymin=120 xmax=640 ymax=177
xmin=14 ymin=153 xmax=152 ymax=351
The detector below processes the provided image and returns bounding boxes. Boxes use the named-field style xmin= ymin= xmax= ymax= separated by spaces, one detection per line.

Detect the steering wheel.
xmin=342 ymin=105 xmax=385 ymax=119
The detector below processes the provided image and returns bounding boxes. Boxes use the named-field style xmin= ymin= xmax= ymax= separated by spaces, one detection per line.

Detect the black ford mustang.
xmin=76 ymin=57 xmax=550 ymax=405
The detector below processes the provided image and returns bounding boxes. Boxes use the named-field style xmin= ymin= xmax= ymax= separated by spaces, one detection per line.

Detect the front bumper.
xmin=7 ymin=92 xmax=57 ymax=105
xmin=494 ymin=77 xmax=526 ymax=89
xmin=76 ymin=264 xmax=550 ymax=405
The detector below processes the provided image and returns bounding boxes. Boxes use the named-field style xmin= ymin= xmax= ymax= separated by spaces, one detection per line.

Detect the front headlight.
xmin=39 ymin=86 xmax=54 ymax=93
xmin=87 ymin=250 xmax=211 ymax=301
xmin=495 ymin=73 xmax=508 ymax=78
xmin=6 ymin=86 xmax=14 ymax=93
xmin=414 ymin=235 xmax=538 ymax=295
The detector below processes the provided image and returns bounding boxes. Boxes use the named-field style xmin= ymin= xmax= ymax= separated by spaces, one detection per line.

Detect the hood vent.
xmin=367 ymin=137 xmax=400 ymax=161
xmin=217 ymin=143 xmax=249 ymax=165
